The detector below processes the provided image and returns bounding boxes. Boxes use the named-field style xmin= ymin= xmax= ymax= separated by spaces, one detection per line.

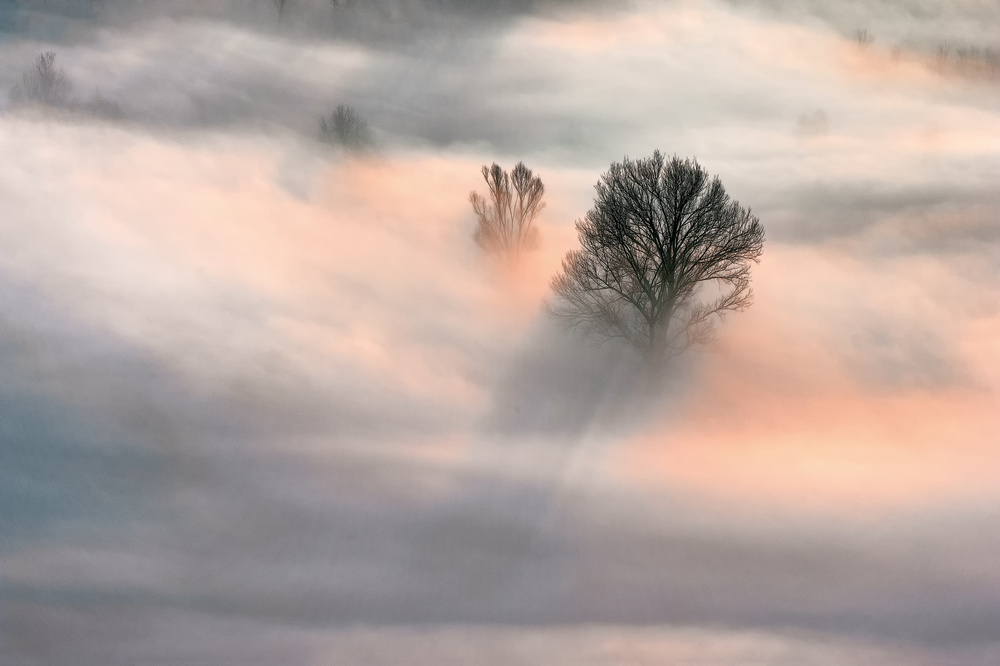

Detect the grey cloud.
xmin=3 ymin=0 xmax=1000 ymax=663
xmin=1 ymin=610 xmax=968 ymax=666
xmin=723 ymin=0 xmax=1000 ymax=49
xmin=0 ymin=262 xmax=480 ymax=566
xmin=0 ymin=281 xmax=170 ymax=552
xmin=567 ymin=502 xmax=1000 ymax=647
xmin=9 ymin=0 xmax=999 ymax=165
xmin=9 ymin=0 xmax=627 ymax=47
xmin=761 ymin=185 xmax=1000 ymax=247
xmin=5 ymin=451 xmax=1000 ymax=659
xmin=1 ymin=17 xmax=606 ymax=152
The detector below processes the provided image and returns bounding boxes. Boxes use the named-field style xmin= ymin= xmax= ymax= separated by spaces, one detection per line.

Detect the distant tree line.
xmin=934 ymin=44 xmax=1000 ymax=79
xmin=851 ymin=28 xmax=1000 ymax=82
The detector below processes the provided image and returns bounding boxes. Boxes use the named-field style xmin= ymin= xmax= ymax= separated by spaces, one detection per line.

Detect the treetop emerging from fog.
xmin=470 ymin=161 xmax=544 ymax=262
xmin=550 ymin=151 xmax=764 ymax=357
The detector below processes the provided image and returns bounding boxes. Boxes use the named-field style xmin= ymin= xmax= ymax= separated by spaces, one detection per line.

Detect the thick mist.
xmin=2 ymin=1 xmax=999 ymax=664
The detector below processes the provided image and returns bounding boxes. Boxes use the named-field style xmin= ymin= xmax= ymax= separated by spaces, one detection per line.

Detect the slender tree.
xmin=854 ymin=28 xmax=875 ymax=49
xmin=469 ymin=162 xmax=544 ymax=261
xmin=550 ymin=151 xmax=764 ymax=357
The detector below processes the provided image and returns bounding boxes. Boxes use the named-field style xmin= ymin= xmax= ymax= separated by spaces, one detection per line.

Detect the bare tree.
xmin=85 ymin=88 xmax=124 ymax=120
xmin=320 ymin=104 xmax=373 ymax=149
xmin=9 ymin=52 xmax=125 ymax=120
xmin=469 ymin=162 xmax=544 ymax=260
xmin=854 ymin=28 xmax=874 ymax=49
xmin=549 ymin=151 xmax=764 ymax=357
xmin=9 ymin=52 xmax=72 ymax=108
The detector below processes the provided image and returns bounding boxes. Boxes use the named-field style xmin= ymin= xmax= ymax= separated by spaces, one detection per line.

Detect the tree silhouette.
xmin=854 ymin=28 xmax=874 ymax=49
xmin=10 ymin=52 xmax=72 ymax=108
xmin=320 ymin=105 xmax=373 ymax=149
xmin=549 ymin=151 xmax=764 ymax=357
xmin=469 ymin=162 xmax=544 ymax=261
xmin=272 ymin=0 xmax=289 ymax=20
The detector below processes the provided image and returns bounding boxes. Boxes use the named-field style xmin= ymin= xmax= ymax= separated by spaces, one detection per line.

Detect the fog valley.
xmin=2 ymin=1 xmax=999 ymax=664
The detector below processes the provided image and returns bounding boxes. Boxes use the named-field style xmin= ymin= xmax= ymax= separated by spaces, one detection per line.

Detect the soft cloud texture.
xmin=2 ymin=0 xmax=999 ymax=664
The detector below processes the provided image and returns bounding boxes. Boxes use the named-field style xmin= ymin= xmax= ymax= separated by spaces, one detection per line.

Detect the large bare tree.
xmin=550 ymin=151 xmax=764 ymax=357
xmin=469 ymin=162 xmax=544 ymax=260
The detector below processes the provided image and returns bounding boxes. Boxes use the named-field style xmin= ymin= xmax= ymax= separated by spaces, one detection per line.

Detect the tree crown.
xmin=550 ymin=151 xmax=764 ymax=356
xmin=469 ymin=161 xmax=544 ymax=261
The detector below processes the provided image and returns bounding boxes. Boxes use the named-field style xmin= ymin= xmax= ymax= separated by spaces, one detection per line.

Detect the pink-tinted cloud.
xmin=614 ymin=242 xmax=999 ymax=512
xmin=4 ymin=1 xmax=1000 ymax=662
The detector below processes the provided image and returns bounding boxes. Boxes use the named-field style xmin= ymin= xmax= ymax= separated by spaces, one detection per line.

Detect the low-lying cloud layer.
xmin=2 ymin=0 xmax=998 ymax=663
